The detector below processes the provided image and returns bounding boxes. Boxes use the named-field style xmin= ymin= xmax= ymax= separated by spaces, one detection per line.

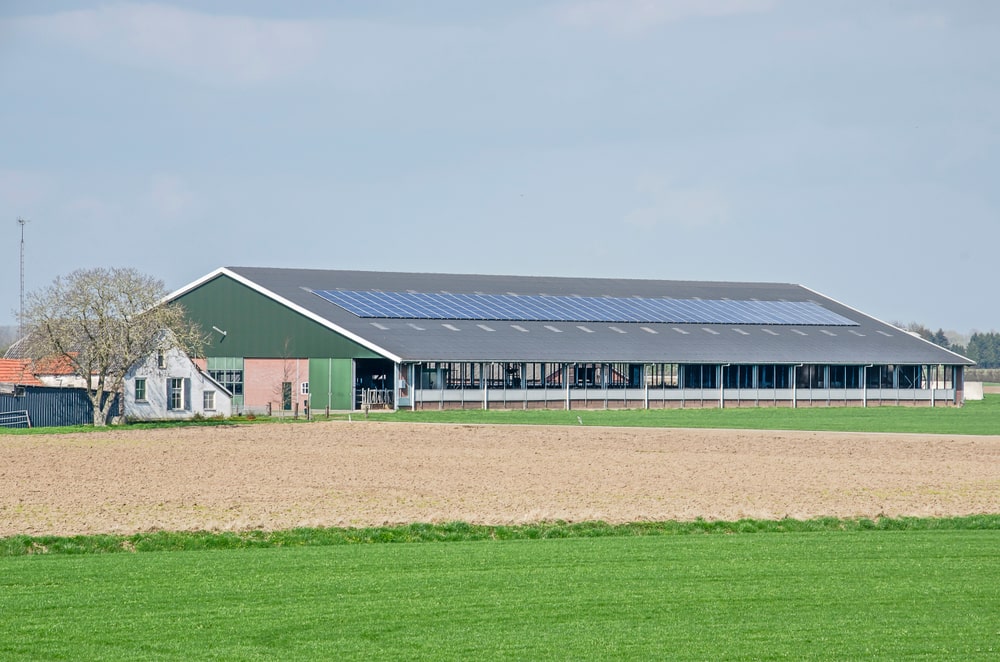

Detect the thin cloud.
xmin=0 ymin=169 xmax=49 ymax=209
xmin=557 ymin=0 xmax=777 ymax=34
xmin=8 ymin=3 xmax=323 ymax=84
xmin=149 ymin=173 xmax=196 ymax=220
xmin=624 ymin=175 xmax=730 ymax=229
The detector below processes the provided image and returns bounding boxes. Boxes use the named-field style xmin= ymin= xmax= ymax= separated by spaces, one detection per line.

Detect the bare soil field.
xmin=2 ymin=422 xmax=1000 ymax=537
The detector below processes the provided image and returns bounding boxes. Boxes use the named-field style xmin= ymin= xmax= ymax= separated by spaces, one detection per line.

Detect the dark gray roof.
xmin=201 ymin=266 xmax=973 ymax=366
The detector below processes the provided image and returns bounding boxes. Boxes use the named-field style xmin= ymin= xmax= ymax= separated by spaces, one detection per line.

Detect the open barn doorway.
xmin=355 ymin=358 xmax=395 ymax=410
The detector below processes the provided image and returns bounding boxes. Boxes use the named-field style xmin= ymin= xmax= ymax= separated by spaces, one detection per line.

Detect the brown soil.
xmin=2 ymin=422 xmax=999 ymax=537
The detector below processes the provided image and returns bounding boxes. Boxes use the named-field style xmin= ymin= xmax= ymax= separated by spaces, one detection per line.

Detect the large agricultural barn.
xmin=167 ymin=267 xmax=974 ymax=413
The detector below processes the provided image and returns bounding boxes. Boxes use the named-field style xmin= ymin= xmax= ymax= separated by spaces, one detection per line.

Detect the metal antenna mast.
xmin=18 ymin=217 xmax=30 ymax=339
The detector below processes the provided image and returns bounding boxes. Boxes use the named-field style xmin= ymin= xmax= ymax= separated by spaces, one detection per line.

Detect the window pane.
xmin=168 ymin=378 xmax=184 ymax=410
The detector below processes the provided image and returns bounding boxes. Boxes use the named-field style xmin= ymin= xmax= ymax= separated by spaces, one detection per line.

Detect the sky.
xmin=1 ymin=0 xmax=998 ymax=335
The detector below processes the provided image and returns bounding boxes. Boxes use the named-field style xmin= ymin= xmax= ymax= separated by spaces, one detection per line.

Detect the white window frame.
xmin=135 ymin=378 xmax=147 ymax=402
xmin=203 ymin=390 xmax=215 ymax=411
xmin=301 ymin=382 xmax=310 ymax=395
xmin=168 ymin=378 xmax=185 ymax=411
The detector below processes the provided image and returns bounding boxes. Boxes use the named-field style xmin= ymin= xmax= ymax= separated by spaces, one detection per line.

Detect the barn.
xmin=166 ymin=267 xmax=974 ymax=413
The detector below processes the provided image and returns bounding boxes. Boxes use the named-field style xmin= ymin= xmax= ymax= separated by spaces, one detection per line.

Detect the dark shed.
xmin=0 ymin=385 xmax=119 ymax=428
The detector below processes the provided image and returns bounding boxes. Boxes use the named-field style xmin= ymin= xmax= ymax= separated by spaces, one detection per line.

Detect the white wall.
xmin=124 ymin=346 xmax=233 ymax=420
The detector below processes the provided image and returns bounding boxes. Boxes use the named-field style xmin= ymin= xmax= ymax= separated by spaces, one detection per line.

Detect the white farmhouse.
xmin=124 ymin=343 xmax=232 ymax=420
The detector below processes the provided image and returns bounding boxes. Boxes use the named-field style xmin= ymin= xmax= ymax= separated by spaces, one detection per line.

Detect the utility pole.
xmin=18 ymin=217 xmax=30 ymax=340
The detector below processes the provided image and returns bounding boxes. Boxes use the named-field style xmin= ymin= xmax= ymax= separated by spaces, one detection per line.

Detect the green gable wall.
xmin=174 ymin=274 xmax=383 ymax=360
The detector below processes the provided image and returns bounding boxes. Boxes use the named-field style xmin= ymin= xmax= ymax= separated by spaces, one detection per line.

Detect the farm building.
xmin=166 ymin=267 xmax=974 ymax=413
xmin=123 ymin=338 xmax=234 ymax=421
xmin=0 ymin=359 xmax=119 ymax=428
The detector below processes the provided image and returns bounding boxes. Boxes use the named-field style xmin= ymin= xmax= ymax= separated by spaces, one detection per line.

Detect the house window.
xmin=301 ymin=382 xmax=310 ymax=395
xmin=157 ymin=350 xmax=166 ymax=369
xmin=168 ymin=378 xmax=185 ymax=410
xmin=203 ymin=390 xmax=215 ymax=410
xmin=282 ymin=382 xmax=292 ymax=410
xmin=135 ymin=378 xmax=147 ymax=402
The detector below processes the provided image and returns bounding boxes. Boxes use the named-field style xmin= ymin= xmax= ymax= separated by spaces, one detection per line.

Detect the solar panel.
xmin=310 ymin=289 xmax=857 ymax=326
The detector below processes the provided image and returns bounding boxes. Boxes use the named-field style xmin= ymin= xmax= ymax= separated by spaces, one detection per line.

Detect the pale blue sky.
xmin=2 ymin=1 xmax=997 ymax=334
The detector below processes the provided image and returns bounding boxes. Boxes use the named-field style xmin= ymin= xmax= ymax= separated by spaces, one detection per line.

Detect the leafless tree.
xmin=272 ymin=336 xmax=297 ymax=413
xmin=19 ymin=267 xmax=205 ymax=426
xmin=0 ymin=325 xmax=17 ymax=356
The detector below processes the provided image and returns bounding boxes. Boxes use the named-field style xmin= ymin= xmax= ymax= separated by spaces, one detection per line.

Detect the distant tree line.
xmin=900 ymin=322 xmax=1000 ymax=369
xmin=962 ymin=333 xmax=1000 ymax=369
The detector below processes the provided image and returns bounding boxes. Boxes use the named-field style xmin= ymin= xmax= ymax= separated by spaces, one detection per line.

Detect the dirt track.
xmin=2 ymin=422 xmax=999 ymax=536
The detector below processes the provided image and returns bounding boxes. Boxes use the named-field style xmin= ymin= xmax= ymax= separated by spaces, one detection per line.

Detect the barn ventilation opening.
xmin=355 ymin=358 xmax=394 ymax=410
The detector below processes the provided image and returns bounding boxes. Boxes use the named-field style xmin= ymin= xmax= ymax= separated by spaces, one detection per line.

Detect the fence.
xmin=0 ymin=409 xmax=30 ymax=428
xmin=360 ymin=388 xmax=393 ymax=410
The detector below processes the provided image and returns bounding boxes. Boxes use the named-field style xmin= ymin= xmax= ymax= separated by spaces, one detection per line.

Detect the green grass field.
xmin=2 ymin=525 xmax=998 ymax=660
xmin=352 ymin=393 xmax=1000 ymax=435
xmin=4 ymin=392 xmax=998 ymax=436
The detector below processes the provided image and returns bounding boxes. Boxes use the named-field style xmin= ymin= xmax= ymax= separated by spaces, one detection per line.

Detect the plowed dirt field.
xmin=3 ymin=422 xmax=999 ymax=536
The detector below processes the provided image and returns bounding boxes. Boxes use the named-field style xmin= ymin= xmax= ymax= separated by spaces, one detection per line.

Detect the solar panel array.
xmin=311 ymin=289 xmax=857 ymax=326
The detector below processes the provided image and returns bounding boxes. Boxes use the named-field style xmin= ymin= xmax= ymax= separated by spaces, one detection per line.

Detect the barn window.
xmin=796 ymin=365 xmax=826 ymax=389
xmin=898 ymin=365 xmax=921 ymax=389
xmin=135 ymin=378 xmax=147 ymax=402
xmin=209 ymin=369 xmax=243 ymax=396
xmin=203 ymin=391 xmax=216 ymax=410
xmin=646 ymin=364 xmax=679 ymax=388
xmin=683 ymin=365 xmax=719 ymax=389
xmin=723 ymin=365 xmax=754 ymax=389
xmin=866 ymin=365 xmax=896 ymax=388
xmin=301 ymin=382 xmax=310 ymax=395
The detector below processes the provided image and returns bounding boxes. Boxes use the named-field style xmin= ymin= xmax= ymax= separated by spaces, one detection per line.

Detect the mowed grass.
xmin=3 ymin=393 xmax=997 ymax=436
xmin=352 ymin=393 xmax=1000 ymax=435
xmin=2 ymin=528 xmax=998 ymax=660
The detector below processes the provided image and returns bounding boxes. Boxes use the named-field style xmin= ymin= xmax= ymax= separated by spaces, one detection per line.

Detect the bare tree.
xmin=19 ymin=267 xmax=205 ymax=426
xmin=0 ymin=325 xmax=17 ymax=356
xmin=271 ymin=336 xmax=297 ymax=414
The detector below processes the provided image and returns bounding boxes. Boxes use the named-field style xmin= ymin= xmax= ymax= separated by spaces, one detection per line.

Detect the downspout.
xmin=483 ymin=362 xmax=488 ymax=411
xmin=951 ymin=365 xmax=965 ymax=407
xmin=644 ymin=364 xmax=649 ymax=410
xmin=563 ymin=363 xmax=576 ymax=411
xmin=863 ymin=365 xmax=873 ymax=408
xmin=603 ymin=362 xmax=608 ymax=410
xmin=719 ymin=364 xmax=729 ymax=409
xmin=792 ymin=364 xmax=803 ymax=409
xmin=930 ymin=364 xmax=935 ymax=407
xmin=393 ymin=362 xmax=400 ymax=412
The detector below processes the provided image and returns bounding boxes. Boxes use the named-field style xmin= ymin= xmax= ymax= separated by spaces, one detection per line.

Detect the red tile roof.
xmin=32 ymin=354 xmax=78 ymax=375
xmin=0 ymin=359 xmax=44 ymax=386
